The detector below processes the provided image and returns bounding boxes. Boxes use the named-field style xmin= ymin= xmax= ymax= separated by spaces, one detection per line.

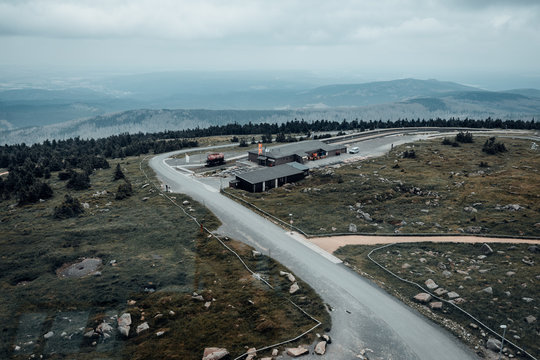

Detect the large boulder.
xmin=424 ymin=279 xmax=438 ymax=290
xmin=202 ymin=347 xmax=229 ymax=360
xmin=286 ymin=346 xmax=309 ymax=357
xmin=117 ymin=313 xmax=132 ymax=337
xmin=314 ymin=341 xmax=327 ymax=355
xmin=413 ymin=293 xmax=432 ymax=303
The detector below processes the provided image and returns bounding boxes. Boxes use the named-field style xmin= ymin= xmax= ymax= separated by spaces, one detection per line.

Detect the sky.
xmin=0 ymin=0 xmax=539 ymax=89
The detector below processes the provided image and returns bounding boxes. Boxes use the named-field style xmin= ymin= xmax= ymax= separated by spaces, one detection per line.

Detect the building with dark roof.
xmin=229 ymin=162 xmax=309 ymax=192
xmin=247 ymin=140 xmax=346 ymax=166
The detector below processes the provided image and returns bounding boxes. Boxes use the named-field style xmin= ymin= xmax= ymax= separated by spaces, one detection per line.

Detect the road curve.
xmin=149 ymin=138 xmax=478 ymax=360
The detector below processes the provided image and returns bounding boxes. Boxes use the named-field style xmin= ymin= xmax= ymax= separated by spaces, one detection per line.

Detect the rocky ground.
xmin=336 ymin=242 xmax=539 ymax=359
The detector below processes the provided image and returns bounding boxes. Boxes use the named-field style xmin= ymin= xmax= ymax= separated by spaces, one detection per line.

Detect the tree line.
xmin=0 ymin=116 xmax=536 ymax=204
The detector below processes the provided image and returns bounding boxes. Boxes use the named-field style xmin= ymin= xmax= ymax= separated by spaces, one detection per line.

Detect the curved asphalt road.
xmin=149 ymin=136 xmax=478 ymax=360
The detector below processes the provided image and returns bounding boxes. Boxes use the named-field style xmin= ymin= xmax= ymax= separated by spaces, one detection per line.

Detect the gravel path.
xmin=308 ymin=235 xmax=540 ymax=253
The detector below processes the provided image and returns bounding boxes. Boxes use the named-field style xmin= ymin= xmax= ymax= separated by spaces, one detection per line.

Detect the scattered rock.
xmin=118 ymin=313 xmax=132 ymax=337
xmin=43 ymin=331 xmax=54 ymax=339
xmin=82 ymin=202 xmax=90 ymax=209
xmin=413 ymin=293 xmax=432 ymax=303
xmin=286 ymin=346 xmax=309 ymax=357
xmin=246 ymin=347 xmax=257 ymax=360
xmin=142 ymin=197 xmax=149 ymax=201
xmin=204 ymin=302 xmax=212 ymax=309
xmin=451 ymin=297 xmax=466 ymax=305
xmin=477 ymin=255 xmax=487 ymax=260
xmin=522 ymin=258 xmax=534 ymax=266
xmin=482 ymin=287 xmax=493 ymax=295
xmin=314 ymin=341 xmax=327 ymax=355
xmin=252 ymin=250 xmax=261 ymax=258
xmin=524 ymin=315 xmax=536 ymax=324
xmin=425 ymin=279 xmax=438 ymax=290
xmin=486 ymin=337 xmax=502 ymax=351
xmin=322 ymin=334 xmax=332 ymax=343
xmin=349 ymin=223 xmax=357 ymax=232
xmin=127 ymin=300 xmax=137 ymax=305
xmin=434 ymin=288 xmax=448 ymax=296
xmin=287 ymin=273 xmax=296 ymax=283
xmin=136 ymin=322 xmax=149 ymax=335
xmin=505 ymin=271 xmax=515 ymax=276
xmin=202 ymin=347 xmax=229 ymax=360
xmin=528 ymin=245 xmax=539 ymax=253
xmin=463 ymin=206 xmax=477 ymax=213
xmin=429 ymin=302 xmax=443 ymax=310
xmin=289 ymin=282 xmax=300 ymax=294
xmin=442 ymin=270 xmax=452 ymax=278
xmin=97 ymin=321 xmax=113 ymax=334
xmin=279 ymin=271 xmax=289 ymax=277
xmin=156 ymin=330 xmax=166 ymax=337
xmin=480 ymin=243 xmax=493 ymax=255
xmin=447 ymin=291 xmax=460 ymax=299
xmin=465 ymin=226 xmax=482 ymax=234
xmin=522 ymin=297 xmax=534 ymax=303
xmin=84 ymin=330 xmax=97 ymax=338
xmin=182 ymin=200 xmax=190 ymax=205
xmin=401 ymin=263 xmax=411 ymax=269
xmin=272 ymin=349 xmax=279 ymax=356
xmin=192 ymin=294 xmax=205 ymax=302
xmin=469 ymin=323 xmax=478 ymax=329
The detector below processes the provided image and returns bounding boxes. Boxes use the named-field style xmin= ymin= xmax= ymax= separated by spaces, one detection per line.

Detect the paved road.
xmin=149 ymin=136 xmax=478 ymax=360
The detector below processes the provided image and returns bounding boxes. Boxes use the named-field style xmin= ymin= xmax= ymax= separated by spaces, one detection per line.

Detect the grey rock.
xmin=202 ymin=347 xmax=229 ymax=360
xmin=528 ymin=245 xmax=540 ymax=253
xmin=434 ymin=288 xmax=448 ymax=296
xmin=314 ymin=340 xmax=327 ymax=355
xmin=286 ymin=346 xmax=309 ymax=357
xmin=289 ymin=282 xmax=300 ymax=294
xmin=252 ymin=250 xmax=261 ymax=258
xmin=447 ymin=291 xmax=460 ymax=299
xmin=525 ymin=315 xmax=536 ymax=324
xmin=246 ymin=347 xmax=257 ymax=360
xmin=287 ymin=273 xmax=296 ymax=283
xmin=466 ymin=226 xmax=482 ymax=234
xmin=429 ymin=302 xmax=443 ymax=310
xmin=522 ymin=297 xmax=534 ymax=303
xmin=322 ymin=334 xmax=332 ymax=344
xmin=482 ymin=287 xmax=493 ymax=295
xmin=480 ymin=243 xmax=493 ymax=255
xmin=425 ymin=279 xmax=438 ymax=290
xmin=118 ymin=313 xmax=132 ymax=327
xmin=414 ymin=293 xmax=432 ymax=303
xmin=505 ymin=271 xmax=515 ymax=276
xmin=348 ymin=223 xmax=357 ymax=232
xmin=43 ymin=331 xmax=54 ymax=339
xmin=136 ymin=322 xmax=149 ymax=334
xmin=442 ymin=270 xmax=452 ymax=278
xmin=486 ymin=337 xmax=502 ymax=351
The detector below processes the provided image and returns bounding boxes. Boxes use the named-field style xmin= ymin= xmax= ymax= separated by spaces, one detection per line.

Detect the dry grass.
xmin=0 ymin=156 xmax=329 ymax=359
xmin=227 ymin=137 xmax=540 ymax=237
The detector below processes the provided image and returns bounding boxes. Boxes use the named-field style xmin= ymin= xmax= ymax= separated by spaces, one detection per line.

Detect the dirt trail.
xmin=307 ymin=234 xmax=540 ymax=253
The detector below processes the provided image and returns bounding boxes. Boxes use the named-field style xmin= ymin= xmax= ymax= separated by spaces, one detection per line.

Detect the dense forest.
xmin=0 ymin=117 xmax=537 ymax=204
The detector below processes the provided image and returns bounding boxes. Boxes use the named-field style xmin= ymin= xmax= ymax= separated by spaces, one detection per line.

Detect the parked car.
xmin=349 ymin=147 xmax=359 ymax=154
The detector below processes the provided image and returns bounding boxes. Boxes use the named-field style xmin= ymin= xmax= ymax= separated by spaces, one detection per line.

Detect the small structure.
xmin=230 ymin=162 xmax=309 ymax=192
xmin=248 ymin=140 xmax=346 ymax=166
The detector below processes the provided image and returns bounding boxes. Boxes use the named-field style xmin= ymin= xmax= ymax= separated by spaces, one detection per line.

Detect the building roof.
xmin=237 ymin=163 xmax=307 ymax=184
xmin=248 ymin=140 xmax=345 ymax=159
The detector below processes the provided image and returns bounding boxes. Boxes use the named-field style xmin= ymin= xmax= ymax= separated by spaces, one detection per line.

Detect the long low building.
xmin=230 ymin=162 xmax=309 ymax=192
xmin=248 ymin=140 xmax=347 ymax=166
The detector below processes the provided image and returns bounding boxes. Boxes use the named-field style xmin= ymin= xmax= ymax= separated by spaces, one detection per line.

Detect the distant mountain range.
xmin=1 ymin=77 xmax=539 ymax=144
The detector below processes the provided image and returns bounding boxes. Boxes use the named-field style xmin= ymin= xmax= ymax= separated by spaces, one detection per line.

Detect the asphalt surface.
xmin=149 ymin=136 xmax=478 ymax=360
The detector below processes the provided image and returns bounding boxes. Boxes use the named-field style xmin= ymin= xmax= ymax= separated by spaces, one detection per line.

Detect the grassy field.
xmin=0 ymin=156 xmax=330 ymax=359
xmin=335 ymin=242 xmax=539 ymax=358
xmin=226 ymin=137 xmax=540 ymax=237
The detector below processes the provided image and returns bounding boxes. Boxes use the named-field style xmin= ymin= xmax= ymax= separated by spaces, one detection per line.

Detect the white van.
xmin=349 ymin=147 xmax=359 ymax=154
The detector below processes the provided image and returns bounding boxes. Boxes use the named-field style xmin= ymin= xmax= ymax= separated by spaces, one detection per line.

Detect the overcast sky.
xmin=1 ymin=0 xmax=539 ymax=89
